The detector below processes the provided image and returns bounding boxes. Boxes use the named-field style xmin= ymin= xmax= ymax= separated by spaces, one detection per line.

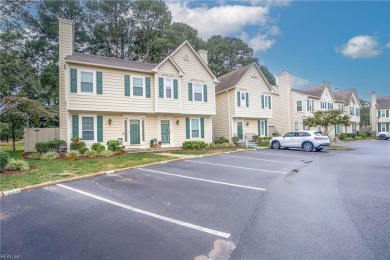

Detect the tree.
xmin=302 ymin=110 xmax=351 ymax=136
xmin=259 ymin=65 xmax=276 ymax=86
xmin=0 ymin=0 xmax=34 ymax=31
xmin=0 ymin=94 xmax=54 ymax=150
xmin=359 ymin=99 xmax=370 ymax=127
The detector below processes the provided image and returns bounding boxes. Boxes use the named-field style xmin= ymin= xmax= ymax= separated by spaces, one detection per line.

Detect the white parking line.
xmin=250 ymin=151 xmax=313 ymax=158
xmin=57 ymin=184 xmax=230 ymax=238
xmin=221 ymin=154 xmax=304 ymax=164
xmin=185 ymin=160 xmax=287 ymax=174
xmin=138 ymin=168 xmax=266 ymax=191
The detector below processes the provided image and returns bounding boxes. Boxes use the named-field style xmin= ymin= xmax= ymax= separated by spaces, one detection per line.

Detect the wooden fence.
xmin=24 ymin=128 xmax=60 ymax=152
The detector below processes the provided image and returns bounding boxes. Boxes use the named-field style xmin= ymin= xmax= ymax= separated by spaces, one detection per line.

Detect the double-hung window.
xmin=241 ymin=92 xmax=247 ymax=105
xmin=381 ymin=110 xmax=386 ymax=117
xmin=321 ymin=101 xmax=326 ymax=109
xmin=327 ymin=102 xmax=333 ymax=109
xmin=133 ymin=77 xmax=144 ymax=97
xmin=82 ymin=116 xmax=94 ymax=141
xmin=307 ymin=99 xmax=314 ymax=112
xmin=193 ymin=84 xmax=203 ymax=101
xmin=294 ymin=122 xmax=299 ymax=131
xmin=264 ymin=95 xmax=271 ymax=109
xmin=297 ymin=101 xmax=303 ymax=112
xmin=339 ymin=104 xmax=344 ymax=111
xmin=81 ymin=71 xmax=94 ymax=93
xmin=350 ymin=107 xmax=354 ymax=115
xmin=191 ymin=118 xmax=200 ymax=138
xmin=165 ymin=78 xmax=173 ymax=99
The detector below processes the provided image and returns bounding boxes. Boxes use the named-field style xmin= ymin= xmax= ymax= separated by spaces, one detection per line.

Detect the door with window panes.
xmin=161 ymin=120 xmax=170 ymax=143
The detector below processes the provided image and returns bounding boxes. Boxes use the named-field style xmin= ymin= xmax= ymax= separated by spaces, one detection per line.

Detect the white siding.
xmin=214 ymin=91 xmax=230 ymax=138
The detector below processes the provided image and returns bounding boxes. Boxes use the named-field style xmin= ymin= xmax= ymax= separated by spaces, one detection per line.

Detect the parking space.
xmin=1 ymin=148 xmax=318 ymax=259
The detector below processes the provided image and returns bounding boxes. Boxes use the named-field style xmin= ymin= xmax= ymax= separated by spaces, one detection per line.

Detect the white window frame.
xmin=327 ymin=102 xmax=333 ymax=110
xmin=296 ymin=100 xmax=303 ymax=112
xmin=264 ymin=95 xmax=271 ymax=109
xmin=303 ymin=125 xmax=309 ymax=131
xmin=164 ymin=78 xmax=174 ymax=99
xmin=339 ymin=104 xmax=344 ymax=111
xmin=321 ymin=101 xmax=326 ymax=109
xmin=307 ymin=99 xmax=314 ymax=112
xmin=335 ymin=124 xmax=340 ymax=134
xmin=193 ymin=83 xmax=203 ymax=102
xmin=350 ymin=107 xmax=355 ymax=115
xmin=79 ymin=114 xmax=97 ymax=143
xmin=294 ymin=121 xmax=299 ymax=131
xmin=260 ymin=120 xmax=266 ymax=137
xmin=381 ymin=110 xmax=386 ymax=117
xmin=241 ymin=91 xmax=247 ymax=106
xmin=78 ymin=70 xmax=96 ymax=95
xmin=131 ymin=76 xmax=145 ymax=98
xmin=190 ymin=117 xmax=201 ymax=139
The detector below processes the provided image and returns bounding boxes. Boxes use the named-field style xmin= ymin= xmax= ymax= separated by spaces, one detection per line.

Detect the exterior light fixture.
xmin=108 ymin=119 xmax=112 ymax=125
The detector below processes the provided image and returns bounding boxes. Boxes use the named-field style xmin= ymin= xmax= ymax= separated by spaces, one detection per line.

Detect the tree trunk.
xmin=12 ymin=123 xmax=16 ymax=151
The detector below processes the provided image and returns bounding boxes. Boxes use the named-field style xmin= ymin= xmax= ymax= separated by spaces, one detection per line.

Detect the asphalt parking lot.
xmin=1 ymin=140 xmax=389 ymax=259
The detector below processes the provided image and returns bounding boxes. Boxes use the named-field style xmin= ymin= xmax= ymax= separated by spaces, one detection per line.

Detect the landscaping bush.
xmin=70 ymin=141 xmax=86 ymax=151
xmin=252 ymin=135 xmax=259 ymax=142
xmin=79 ymin=147 xmax=89 ymax=155
xmin=65 ymin=150 xmax=81 ymax=160
xmin=28 ymin=153 xmax=42 ymax=160
xmin=213 ymin=136 xmax=228 ymax=145
xmin=35 ymin=140 xmax=66 ymax=153
xmin=0 ymin=151 xmax=10 ymax=172
xmin=182 ymin=141 xmax=207 ymax=149
xmin=272 ymin=131 xmax=281 ymax=137
xmin=107 ymin=140 xmax=122 ymax=151
xmin=91 ymin=143 xmax=105 ymax=153
xmin=41 ymin=151 xmax=59 ymax=160
xmin=346 ymin=133 xmax=356 ymax=139
xmin=358 ymin=132 xmax=367 ymax=138
xmin=228 ymin=143 xmax=236 ymax=148
xmin=339 ymin=133 xmax=348 ymax=141
xmin=231 ymin=136 xmax=239 ymax=144
xmin=5 ymin=159 xmax=30 ymax=171
xmin=100 ymin=150 xmax=114 ymax=157
xmin=209 ymin=143 xmax=216 ymax=148
xmin=85 ymin=150 xmax=98 ymax=158
xmin=364 ymin=131 xmax=372 ymax=137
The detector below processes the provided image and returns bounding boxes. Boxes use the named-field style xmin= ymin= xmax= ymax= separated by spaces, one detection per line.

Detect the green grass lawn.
xmin=170 ymin=148 xmax=237 ymax=155
xmin=0 ymin=141 xmax=24 ymax=151
xmin=0 ymin=151 xmax=175 ymax=191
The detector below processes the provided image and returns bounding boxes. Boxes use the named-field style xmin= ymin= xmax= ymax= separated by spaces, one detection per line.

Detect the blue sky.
xmin=168 ymin=0 xmax=390 ymax=101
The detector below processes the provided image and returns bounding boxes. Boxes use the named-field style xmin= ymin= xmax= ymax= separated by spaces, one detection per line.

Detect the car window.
xmin=314 ymin=131 xmax=324 ymax=136
xmin=284 ymin=132 xmax=295 ymax=137
xmin=295 ymin=132 xmax=310 ymax=137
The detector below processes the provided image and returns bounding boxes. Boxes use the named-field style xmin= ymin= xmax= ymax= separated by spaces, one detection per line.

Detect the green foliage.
xmin=41 ymin=151 xmax=59 ymax=160
xmin=359 ymin=99 xmax=370 ymax=127
xmin=91 ymin=143 xmax=105 ymax=153
xmin=257 ymin=137 xmax=272 ymax=147
xmin=213 ymin=136 xmax=229 ymax=145
xmin=84 ymin=150 xmax=98 ymax=158
xmin=0 ymin=151 xmax=11 ymax=171
xmin=70 ymin=141 xmax=86 ymax=152
xmin=182 ymin=141 xmax=207 ymax=149
xmin=5 ymin=159 xmax=30 ymax=171
xmin=339 ymin=133 xmax=348 ymax=141
xmin=35 ymin=140 xmax=66 ymax=153
xmin=231 ymin=136 xmax=240 ymax=144
xmin=100 ymin=150 xmax=114 ymax=157
xmin=303 ymin=110 xmax=351 ymax=136
xmin=79 ymin=147 xmax=89 ymax=155
xmin=28 ymin=153 xmax=42 ymax=160
xmin=65 ymin=150 xmax=81 ymax=160
xmin=107 ymin=140 xmax=122 ymax=151
xmin=272 ymin=131 xmax=281 ymax=137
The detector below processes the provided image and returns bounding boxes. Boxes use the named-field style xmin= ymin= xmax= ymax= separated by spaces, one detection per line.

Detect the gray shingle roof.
xmin=332 ymin=88 xmax=355 ymax=103
xmin=291 ymin=83 xmax=328 ymax=98
xmin=377 ymin=96 xmax=390 ymax=109
xmin=65 ymin=53 xmax=157 ymax=71
xmin=215 ymin=63 xmax=254 ymax=93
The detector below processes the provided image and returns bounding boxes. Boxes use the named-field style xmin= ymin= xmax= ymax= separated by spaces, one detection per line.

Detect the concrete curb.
xmin=0 ymin=148 xmax=260 ymax=197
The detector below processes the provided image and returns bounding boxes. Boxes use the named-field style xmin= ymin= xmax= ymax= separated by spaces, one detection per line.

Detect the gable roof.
xmin=377 ymin=96 xmax=390 ymax=109
xmin=170 ymin=41 xmax=219 ymax=83
xmin=291 ymin=83 xmax=335 ymax=100
xmin=332 ymin=88 xmax=361 ymax=106
xmin=153 ymin=56 xmax=184 ymax=76
xmin=215 ymin=63 xmax=274 ymax=93
xmin=65 ymin=53 xmax=156 ymax=72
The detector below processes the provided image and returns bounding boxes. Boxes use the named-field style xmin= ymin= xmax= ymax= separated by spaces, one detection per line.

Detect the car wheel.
xmin=271 ymin=141 xmax=281 ymax=149
xmin=302 ymin=142 xmax=313 ymax=152
xmin=315 ymin=148 xmax=323 ymax=152
xmin=379 ymin=134 xmax=386 ymax=140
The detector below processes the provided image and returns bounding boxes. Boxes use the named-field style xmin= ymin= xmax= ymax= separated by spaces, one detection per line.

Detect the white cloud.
xmin=247 ymin=34 xmax=276 ymax=52
xmin=291 ymin=75 xmax=309 ymax=87
xmin=268 ymin=25 xmax=282 ymax=36
xmin=336 ymin=35 xmax=381 ymax=58
xmin=167 ymin=3 xmax=269 ymax=39
xmin=250 ymin=0 xmax=292 ymax=7
xmin=386 ymin=41 xmax=390 ymax=49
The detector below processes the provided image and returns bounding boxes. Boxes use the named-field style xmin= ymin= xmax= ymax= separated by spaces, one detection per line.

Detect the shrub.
xmin=79 ymin=147 xmax=89 ymax=155
xmin=65 ymin=150 xmax=81 ymax=160
xmin=41 ymin=151 xmax=59 ymax=160
xmin=364 ymin=131 xmax=372 ymax=137
xmin=182 ymin=141 xmax=207 ymax=149
xmin=272 ymin=131 xmax=281 ymax=137
xmin=28 ymin=153 xmax=42 ymax=160
xmin=231 ymin=136 xmax=240 ymax=144
xmin=213 ymin=136 xmax=228 ymax=145
xmin=359 ymin=132 xmax=367 ymax=138
xmin=0 ymin=151 xmax=10 ymax=172
xmin=339 ymin=133 xmax=348 ymax=141
xmin=100 ymin=150 xmax=114 ymax=157
xmin=70 ymin=141 xmax=86 ymax=151
xmin=252 ymin=135 xmax=259 ymax=142
xmin=209 ymin=143 xmax=216 ymax=148
xmin=346 ymin=133 xmax=356 ymax=139
xmin=107 ymin=140 xmax=121 ymax=151
xmin=91 ymin=143 xmax=105 ymax=153
xmin=228 ymin=143 xmax=236 ymax=147
xmin=5 ymin=159 xmax=30 ymax=171
xmin=221 ymin=143 xmax=230 ymax=148
xmin=85 ymin=150 xmax=98 ymax=158
xmin=35 ymin=140 xmax=66 ymax=153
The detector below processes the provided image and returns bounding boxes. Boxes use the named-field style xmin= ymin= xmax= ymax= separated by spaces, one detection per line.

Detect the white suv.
xmin=270 ymin=131 xmax=330 ymax=152
xmin=377 ymin=131 xmax=390 ymax=140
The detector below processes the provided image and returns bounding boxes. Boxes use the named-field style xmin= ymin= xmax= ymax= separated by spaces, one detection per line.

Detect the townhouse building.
xmin=370 ymin=92 xmax=390 ymax=132
xmin=59 ymin=18 xmax=218 ymax=149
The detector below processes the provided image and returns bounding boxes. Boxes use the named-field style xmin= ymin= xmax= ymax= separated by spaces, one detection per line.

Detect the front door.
xmin=161 ymin=120 xmax=170 ymax=143
xmin=237 ymin=122 xmax=243 ymax=140
xmin=130 ymin=120 xmax=141 ymax=145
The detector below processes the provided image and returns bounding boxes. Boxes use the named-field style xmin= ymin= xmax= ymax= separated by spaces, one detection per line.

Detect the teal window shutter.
xmin=159 ymin=77 xmax=164 ymax=98
xmin=237 ymin=91 xmax=241 ymax=107
xmin=96 ymin=72 xmax=103 ymax=94
xmin=186 ymin=118 xmax=190 ymax=139
xmin=188 ymin=83 xmax=193 ymax=101
xmin=72 ymin=115 xmax=79 ymax=138
xmin=97 ymin=116 xmax=103 ymax=142
xmin=145 ymin=77 xmax=151 ymax=98
xmin=269 ymin=96 xmax=272 ymax=109
xmin=200 ymin=118 xmax=205 ymax=138
xmin=70 ymin=69 xmax=77 ymax=93
xmin=261 ymin=95 xmax=264 ymax=108
xmin=265 ymin=121 xmax=268 ymax=136
xmin=124 ymin=75 xmax=130 ymax=96
xmin=258 ymin=120 xmax=261 ymax=136
xmin=386 ymin=110 xmax=389 ymax=117
xmin=378 ymin=110 xmax=380 ymax=118
xmin=203 ymin=85 xmax=208 ymax=102
xmin=246 ymin=93 xmax=249 ymax=107
xmin=377 ymin=123 xmax=380 ymax=131
xmin=173 ymin=79 xmax=178 ymax=99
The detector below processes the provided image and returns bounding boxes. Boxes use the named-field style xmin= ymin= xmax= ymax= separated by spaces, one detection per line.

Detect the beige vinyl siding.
xmin=235 ymin=66 xmax=272 ymax=119
xmin=145 ymin=115 xmax=158 ymax=143
xmin=214 ymin=92 xmax=230 ymax=138
xmin=171 ymin=44 xmax=215 ymax=115
xmin=68 ymin=64 xmax=155 ymax=113
xmin=290 ymin=92 xmax=308 ymax=131
xmin=156 ymin=59 xmax=181 ymax=113
xmin=100 ymin=114 xmax=123 ymax=144
xmin=59 ymin=19 xmax=73 ymax=141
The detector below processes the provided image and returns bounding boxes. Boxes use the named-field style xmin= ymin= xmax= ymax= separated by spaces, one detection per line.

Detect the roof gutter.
xmin=65 ymin=60 xmax=156 ymax=74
